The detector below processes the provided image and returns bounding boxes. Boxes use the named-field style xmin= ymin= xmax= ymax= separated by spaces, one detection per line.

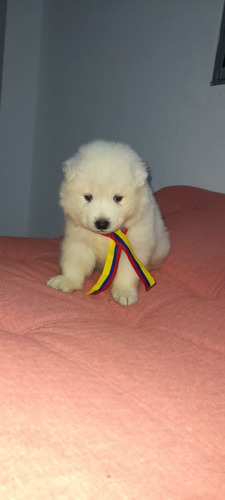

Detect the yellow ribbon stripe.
xmin=86 ymin=229 xmax=156 ymax=295
xmin=86 ymin=237 xmax=118 ymax=295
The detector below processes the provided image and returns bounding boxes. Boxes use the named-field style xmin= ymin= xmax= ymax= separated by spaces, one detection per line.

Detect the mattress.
xmin=0 ymin=185 xmax=225 ymax=499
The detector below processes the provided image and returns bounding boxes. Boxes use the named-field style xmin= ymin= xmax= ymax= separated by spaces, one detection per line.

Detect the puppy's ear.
xmin=62 ymin=158 xmax=76 ymax=181
xmin=134 ymin=164 xmax=148 ymax=187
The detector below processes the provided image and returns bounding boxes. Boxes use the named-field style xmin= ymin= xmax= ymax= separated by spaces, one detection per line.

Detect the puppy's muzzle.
xmin=95 ymin=218 xmax=110 ymax=231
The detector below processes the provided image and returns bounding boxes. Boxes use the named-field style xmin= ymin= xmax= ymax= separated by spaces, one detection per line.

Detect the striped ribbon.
xmin=86 ymin=228 xmax=156 ymax=295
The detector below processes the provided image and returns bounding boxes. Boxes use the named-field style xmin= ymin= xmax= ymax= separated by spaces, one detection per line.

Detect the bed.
xmin=0 ymin=185 xmax=225 ymax=499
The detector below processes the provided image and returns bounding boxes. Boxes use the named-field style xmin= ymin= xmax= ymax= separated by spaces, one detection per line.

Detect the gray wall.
xmin=0 ymin=0 xmax=225 ymax=237
xmin=0 ymin=0 xmax=43 ymax=236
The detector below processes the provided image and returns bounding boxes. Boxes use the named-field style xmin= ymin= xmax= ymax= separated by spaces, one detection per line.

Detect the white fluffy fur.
xmin=47 ymin=140 xmax=170 ymax=306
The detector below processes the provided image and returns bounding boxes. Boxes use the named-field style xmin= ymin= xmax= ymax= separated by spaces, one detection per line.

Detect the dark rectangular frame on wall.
xmin=211 ymin=1 xmax=225 ymax=86
xmin=0 ymin=0 xmax=7 ymax=106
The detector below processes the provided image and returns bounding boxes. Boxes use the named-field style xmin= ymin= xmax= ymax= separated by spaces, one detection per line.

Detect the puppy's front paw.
xmin=111 ymin=286 xmax=138 ymax=306
xmin=47 ymin=275 xmax=76 ymax=293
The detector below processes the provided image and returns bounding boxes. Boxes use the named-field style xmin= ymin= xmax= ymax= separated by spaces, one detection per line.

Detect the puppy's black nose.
xmin=95 ymin=218 xmax=110 ymax=231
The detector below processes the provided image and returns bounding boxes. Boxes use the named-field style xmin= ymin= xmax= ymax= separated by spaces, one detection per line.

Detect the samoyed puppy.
xmin=47 ymin=140 xmax=170 ymax=306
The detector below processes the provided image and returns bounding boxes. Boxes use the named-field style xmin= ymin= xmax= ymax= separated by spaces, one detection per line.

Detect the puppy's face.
xmin=60 ymin=141 xmax=149 ymax=234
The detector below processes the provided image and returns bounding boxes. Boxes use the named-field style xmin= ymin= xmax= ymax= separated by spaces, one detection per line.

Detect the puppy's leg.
xmin=47 ymin=242 xmax=95 ymax=292
xmin=111 ymin=226 xmax=155 ymax=306
xmin=149 ymin=236 xmax=170 ymax=269
xmin=111 ymin=253 xmax=140 ymax=306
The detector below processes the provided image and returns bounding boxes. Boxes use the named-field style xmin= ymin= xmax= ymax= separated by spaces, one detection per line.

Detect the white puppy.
xmin=47 ymin=140 xmax=170 ymax=306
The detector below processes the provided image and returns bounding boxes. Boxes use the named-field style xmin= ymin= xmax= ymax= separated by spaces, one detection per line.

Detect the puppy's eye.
xmin=84 ymin=194 xmax=93 ymax=202
xmin=113 ymin=195 xmax=123 ymax=203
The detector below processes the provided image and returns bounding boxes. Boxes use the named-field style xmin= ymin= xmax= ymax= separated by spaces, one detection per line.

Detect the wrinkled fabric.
xmin=0 ymin=186 xmax=225 ymax=499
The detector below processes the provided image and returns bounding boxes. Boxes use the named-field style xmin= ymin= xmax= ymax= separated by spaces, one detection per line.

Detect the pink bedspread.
xmin=0 ymin=186 xmax=225 ymax=499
